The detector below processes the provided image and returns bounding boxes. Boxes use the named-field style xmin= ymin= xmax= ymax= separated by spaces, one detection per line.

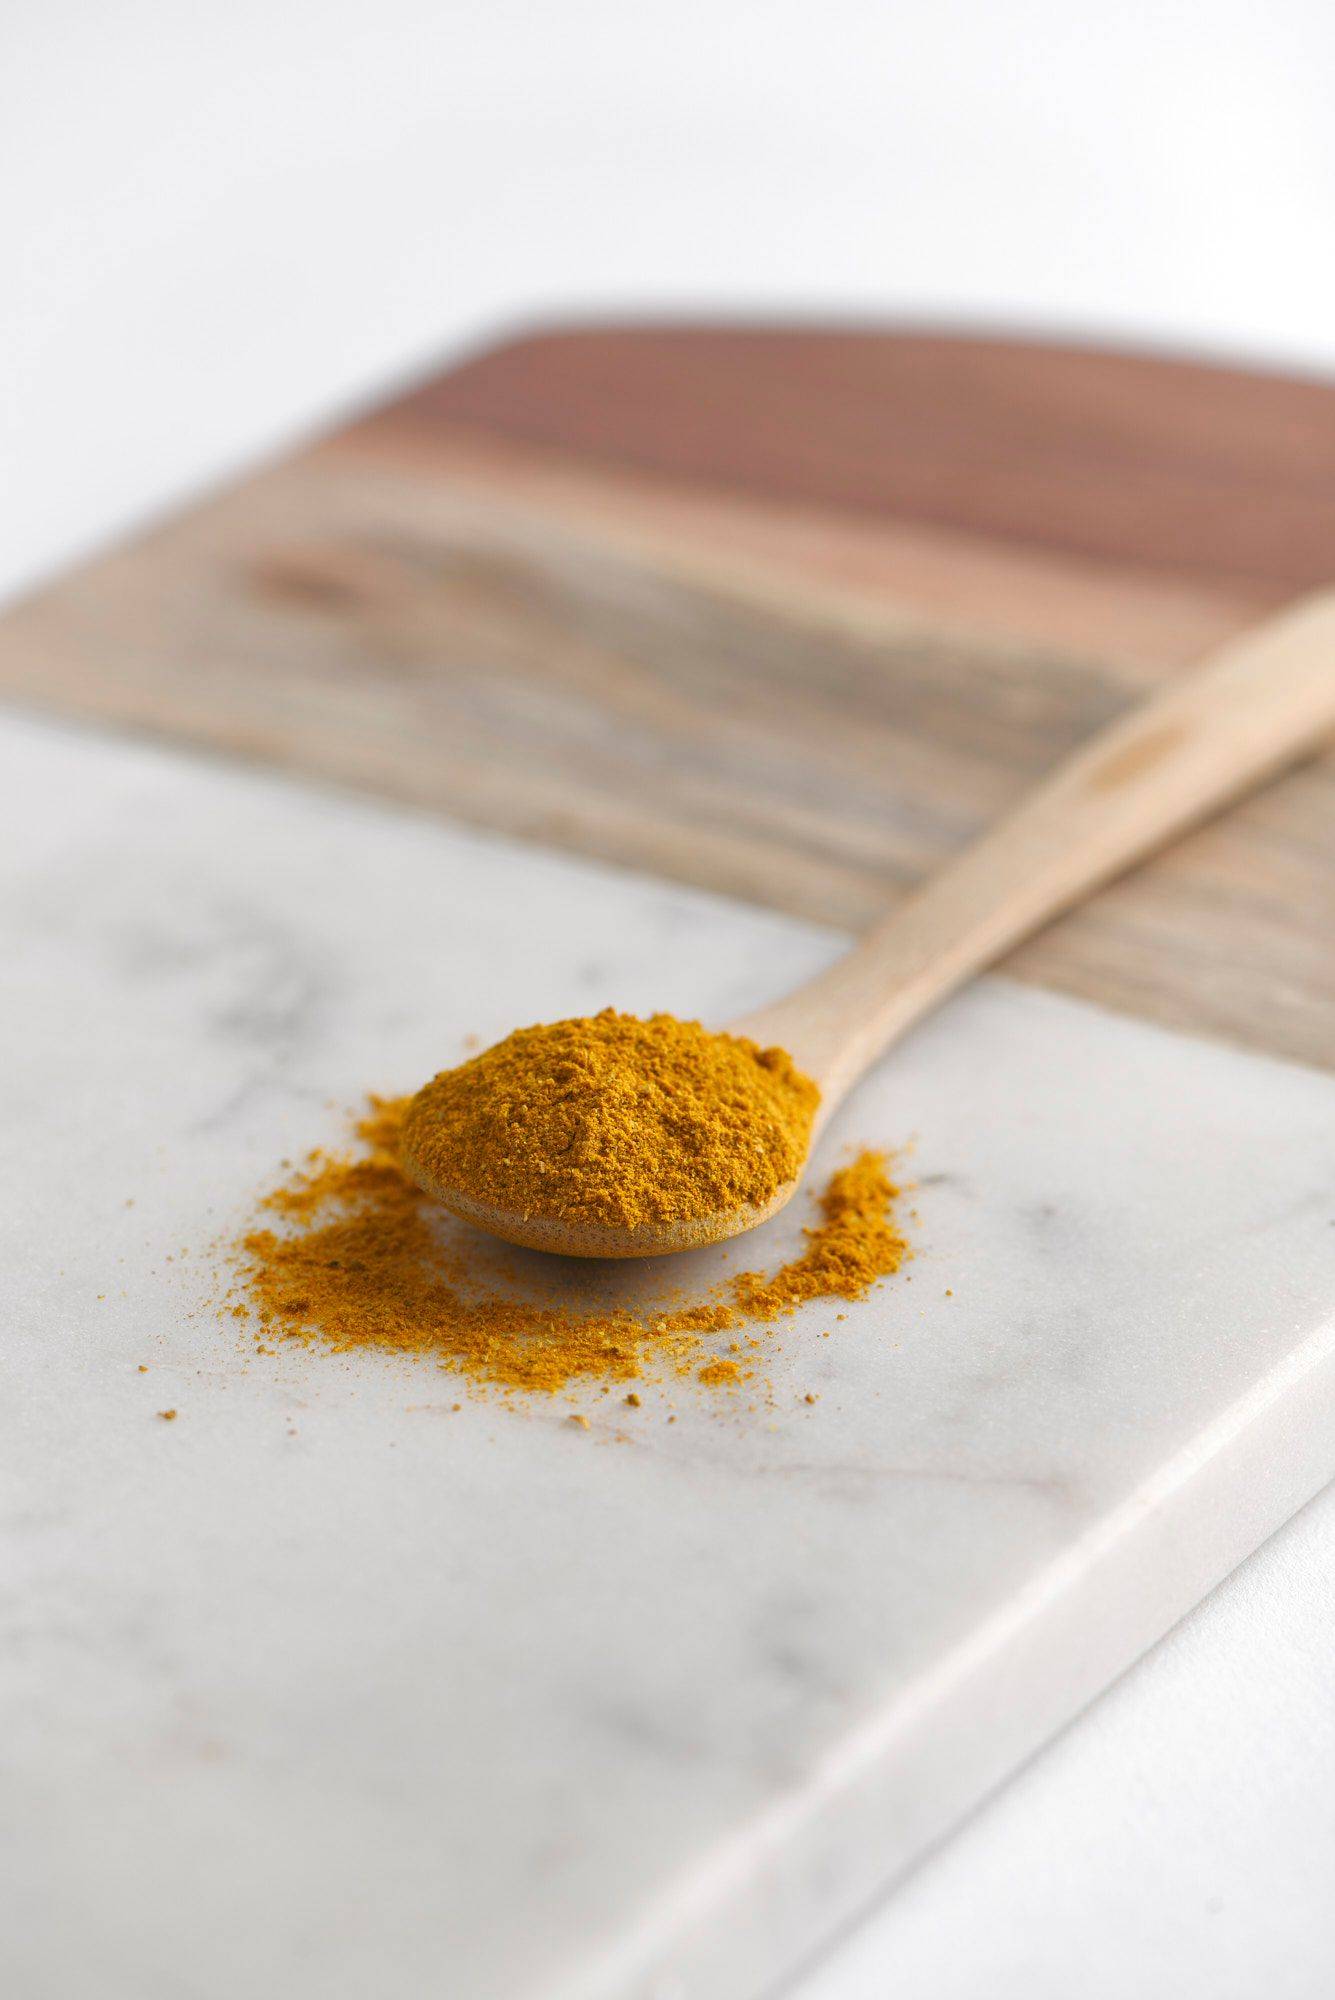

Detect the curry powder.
xmin=399 ymin=1010 xmax=819 ymax=1230
xmin=229 ymin=1094 xmax=908 ymax=1399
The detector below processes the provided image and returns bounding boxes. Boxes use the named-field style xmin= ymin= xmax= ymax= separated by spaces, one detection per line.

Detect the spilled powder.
xmin=224 ymin=1097 xmax=909 ymax=1399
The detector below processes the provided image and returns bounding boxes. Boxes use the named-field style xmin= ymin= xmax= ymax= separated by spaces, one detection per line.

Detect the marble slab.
xmin=2 ymin=712 xmax=1333 ymax=2000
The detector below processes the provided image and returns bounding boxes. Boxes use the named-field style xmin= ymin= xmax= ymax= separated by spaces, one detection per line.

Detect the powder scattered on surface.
xmin=399 ymin=1010 xmax=819 ymax=1232
xmin=697 ymin=1358 xmax=746 ymax=1387
xmin=223 ymin=1095 xmax=908 ymax=1401
xmin=731 ymin=1152 xmax=906 ymax=1317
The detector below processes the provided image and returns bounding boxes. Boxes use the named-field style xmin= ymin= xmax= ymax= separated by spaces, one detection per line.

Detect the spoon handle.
xmin=739 ymin=590 xmax=1335 ymax=1105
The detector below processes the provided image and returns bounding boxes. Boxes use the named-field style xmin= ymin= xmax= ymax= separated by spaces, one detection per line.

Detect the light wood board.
xmin=1 ymin=326 xmax=1332 ymax=1070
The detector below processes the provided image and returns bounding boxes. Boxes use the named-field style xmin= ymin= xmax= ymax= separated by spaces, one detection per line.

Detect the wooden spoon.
xmin=416 ymin=593 xmax=1335 ymax=1258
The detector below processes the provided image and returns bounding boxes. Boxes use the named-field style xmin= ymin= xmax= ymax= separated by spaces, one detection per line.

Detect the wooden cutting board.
xmin=2 ymin=325 xmax=1333 ymax=1070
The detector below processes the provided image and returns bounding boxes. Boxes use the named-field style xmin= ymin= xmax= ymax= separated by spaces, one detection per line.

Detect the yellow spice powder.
xmin=400 ymin=1009 xmax=820 ymax=1230
xmin=229 ymin=1096 xmax=908 ymax=1398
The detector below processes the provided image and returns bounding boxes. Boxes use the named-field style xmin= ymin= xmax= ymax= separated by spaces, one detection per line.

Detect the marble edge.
xmin=563 ymin=1311 xmax=1335 ymax=2000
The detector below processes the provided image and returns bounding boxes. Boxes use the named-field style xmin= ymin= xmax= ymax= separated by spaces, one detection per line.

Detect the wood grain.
xmin=0 ymin=327 xmax=1332 ymax=1071
xmin=372 ymin=327 xmax=1335 ymax=590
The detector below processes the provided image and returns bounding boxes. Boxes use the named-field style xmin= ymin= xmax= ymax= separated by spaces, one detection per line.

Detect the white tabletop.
xmin=3 ymin=5 xmax=1334 ymax=1993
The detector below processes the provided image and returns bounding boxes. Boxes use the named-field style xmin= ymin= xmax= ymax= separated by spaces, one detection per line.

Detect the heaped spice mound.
xmin=399 ymin=1009 xmax=820 ymax=1230
xmin=228 ymin=1096 xmax=908 ymax=1399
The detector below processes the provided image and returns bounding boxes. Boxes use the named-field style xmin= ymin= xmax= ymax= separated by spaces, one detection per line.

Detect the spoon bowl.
xmin=406 ymin=1164 xmax=804 ymax=1260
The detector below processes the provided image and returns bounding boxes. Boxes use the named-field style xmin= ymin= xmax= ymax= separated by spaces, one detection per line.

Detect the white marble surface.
xmin=3 ymin=712 xmax=1334 ymax=1998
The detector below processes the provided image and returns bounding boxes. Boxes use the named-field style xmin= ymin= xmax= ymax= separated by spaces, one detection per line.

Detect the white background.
xmin=4 ymin=3 xmax=1335 ymax=1994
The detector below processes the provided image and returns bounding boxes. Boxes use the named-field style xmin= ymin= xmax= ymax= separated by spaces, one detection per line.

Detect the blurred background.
xmin=5 ymin=6 xmax=1335 ymax=1997
xmin=5 ymin=0 xmax=1334 ymax=602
